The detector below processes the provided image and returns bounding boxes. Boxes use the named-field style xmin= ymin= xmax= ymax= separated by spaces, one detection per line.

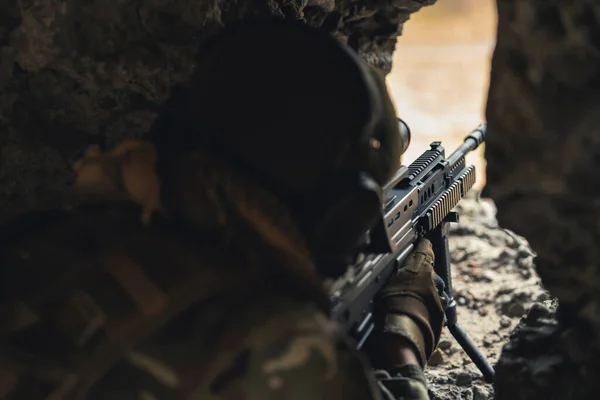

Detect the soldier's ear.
xmin=299 ymin=172 xmax=383 ymax=278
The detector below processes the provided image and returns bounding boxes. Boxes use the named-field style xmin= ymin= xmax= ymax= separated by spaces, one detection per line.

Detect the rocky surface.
xmin=0 ymin=0 xmax=436 ymax=224
xmin=485 ymin=0 xmax=600 ymax=323
xmin=425 ymin=192 xmax=552 ymax=400
xmin=483 ymin=1 xmax=600 ymax=398
xmin=491 ymin=300 xmax=600 ymax=400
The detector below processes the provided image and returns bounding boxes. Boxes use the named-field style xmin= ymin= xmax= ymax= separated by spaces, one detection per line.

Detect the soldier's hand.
xmin=376 ymin=238 xmax=445 ymax=367
xmin=374 ymin=366 xmax=430 ymax=400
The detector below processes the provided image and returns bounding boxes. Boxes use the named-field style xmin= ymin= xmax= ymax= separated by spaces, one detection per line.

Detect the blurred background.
xmin=386 ymin=0 xmax=496 ymax=190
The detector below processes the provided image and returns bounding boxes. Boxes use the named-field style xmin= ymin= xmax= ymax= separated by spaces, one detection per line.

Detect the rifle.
xmin=329 ymin=122 xmax=495 ymax=383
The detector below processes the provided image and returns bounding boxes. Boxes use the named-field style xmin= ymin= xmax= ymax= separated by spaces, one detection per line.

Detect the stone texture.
xmin=424 ymin=192 xmax=547 ymax=400
xmin=0 ymin=0 xmax=435 ymax=224
xmin=493 ymin=299 xmax=600 ymax=400
xmin=485 ymin=0 xmax=600 ymax=322
xmin=484 ymin=0 xmax=600 ymax=398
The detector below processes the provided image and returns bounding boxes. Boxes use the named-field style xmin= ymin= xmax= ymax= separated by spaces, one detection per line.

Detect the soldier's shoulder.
xmin=80 ymin=295 xmax=380 ymax=399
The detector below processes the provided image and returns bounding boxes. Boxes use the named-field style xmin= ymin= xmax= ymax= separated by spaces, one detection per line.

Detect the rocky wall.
xmin=484 ymin=1 xmax=600 ymax=399
xmin=0 ymin=0 xmax=435 ymax=224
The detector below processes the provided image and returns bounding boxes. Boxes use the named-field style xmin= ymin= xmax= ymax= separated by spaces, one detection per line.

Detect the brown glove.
xmin=377 ymin=239 xmax=444 ymax=368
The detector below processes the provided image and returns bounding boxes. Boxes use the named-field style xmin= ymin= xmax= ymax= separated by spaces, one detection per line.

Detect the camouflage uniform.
xmin=0 ymin=18 xmax=443 ymax=399
xmin=0 ymin=161 xmax=429 ymax=399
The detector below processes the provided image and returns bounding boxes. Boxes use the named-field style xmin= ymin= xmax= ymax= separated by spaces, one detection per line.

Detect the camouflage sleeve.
xmin=206 ymin=304 xmax=383 ymax=400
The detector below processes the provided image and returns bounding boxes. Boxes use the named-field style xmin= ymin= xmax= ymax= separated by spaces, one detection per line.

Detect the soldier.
xmin=0 ymin=18 xmax=443 ymax=399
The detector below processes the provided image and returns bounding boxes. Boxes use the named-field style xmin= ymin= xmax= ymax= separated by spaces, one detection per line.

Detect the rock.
xmin=428 ymin=348 xmax=445 ymax=366
xmin=516 ymin=245 xmax=534 ymax=260
xmin=500 ymin=316 xmax=512 ymax=328
xmin=498 ymin=248 xmax=517 ymax=263
xmin=460 ymin=388 xmax=474 ymax=400
xmin=455 ymin=370 xmax=474 ymax=386
xmin=512 ymin=288 xmax=533 ymax=301
xmin=496 ymin=286 xmax=514 ymax=296
xmin=519 ymin=268 xmax=532 ymax=279
xmin=482 ymin=337 xmax=493 ymax=347
xmin=535 ymin=291 xmax=552 ymax=302
xmin=500 ymin=299 xmax=526 ymax=318
xmin=430 ymin=386 xmax=463 ymax=400
xmin=452 ymin=248 xmax=470 ymax=263
xmin=449 ymin=224 xmax=479 ymax=237
xmin=472 ymin=385 xmax=493 ymax=400
xmin=438 ymin=339 xmax=453 ymax=351
xmin=479 ymin=270 xmax=496 ymax=283
xmin=516 ymin=256 xmax=534 ymax=270
xmin=496 ymin=294 xmax=511 ymax=304
xmin=457 ymin=295 xmax=470 ymax=307
xmin=475 ymin=300 xmax=488 ymax=310
xmin=525 ymin=302 xmax=554 ymax=324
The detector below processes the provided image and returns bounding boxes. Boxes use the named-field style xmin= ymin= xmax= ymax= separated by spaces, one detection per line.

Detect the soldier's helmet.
xmin=149 ymin=17 xmax=410 ymax=272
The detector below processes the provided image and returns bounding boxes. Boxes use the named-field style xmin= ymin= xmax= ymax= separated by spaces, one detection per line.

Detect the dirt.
xmin=425 ymin=192 xmax=551 ymax=400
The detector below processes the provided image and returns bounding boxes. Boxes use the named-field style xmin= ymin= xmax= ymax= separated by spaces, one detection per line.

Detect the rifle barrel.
xmin=446 ymin=123 xmax=487 ymax=167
